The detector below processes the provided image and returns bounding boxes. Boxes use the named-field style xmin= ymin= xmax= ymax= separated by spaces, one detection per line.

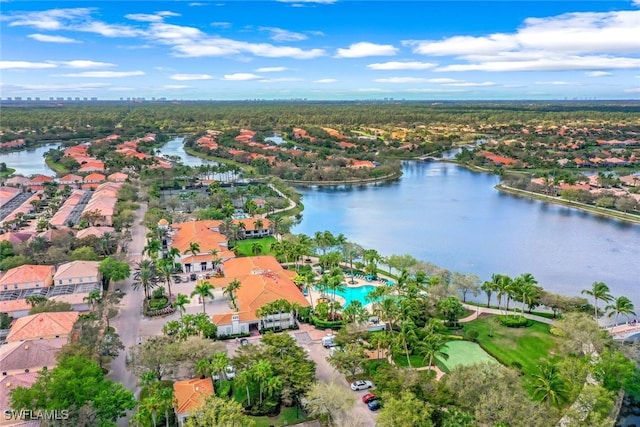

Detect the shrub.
xmin=145 ymin=306 xmax=175 ymax=317
xmin=216 ymin=380 xmax=232 ymax=398
xmin=549 ymin=326 xmax=566 ymax=337
xmin=498 ymin=315 xmax=530 ymax=328
xmin=310 ymin=315 xmax=343 ymax=330
xmin=465 ymin=329 xmax=480 ymax=342
xmin=152 ymin=287 xmax=165 ymax=299
xmin=148 ymin=297 xmax=169 ymax=310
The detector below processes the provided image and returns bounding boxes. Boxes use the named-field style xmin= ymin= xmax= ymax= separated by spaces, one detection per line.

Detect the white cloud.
xmin=27 ymin=33 xmax=80 ymax=43
xmin=254 ymin=67 xmax=287 ymax=72
xmin=624 ymin=87 xmax=640 ymax=93
xmin=408 ymin=10 xmax=640 ymax=72
xmin=211 ymin=22 xmax=231 ymax=28
xmin=374 ymin=77 xmax=432 ymax=83
xmin=259 ymin=77 xmax=303 ymax=83
xmin=444 ymin=81 xmax=496 ymax=87
xmin=57 ymin=71 xmax=145 ymax=78
xmin=314 ymin=78 xmax=337 ymax=83
xmin=58 ymin=60 xmax=116 ymax=68
xmin=189 ymin=2 xmax=208 ymax=6
xmin=633 ymin=0 xmax=640 ymax=5
xmin=223 ymin=73 xmax=262 ymax=81
xmin=162 ymin=85 xmax=191 ymax=89
xmin=170 ymin=73 xmax=214 ymax=80
xmin=534 ymin=81 xmax=577 ymax=85
xmin=125 ymin=13 xmax=166 ymax=23
xmin=336 ymin=42 xmax=398 ymax=58
xmin=373 ymin=77 xmax=495 ymax=87
xmin=79 ymin=21 xmax=143 ymax=37
xmin=5 ymin=8 xmax=93 ymax=30
xmin=9 ymin=82 xmax=110 ymax=91
xmin=108 ymin=87 xmax=136 ymax=91
xmin=436 ymin=56 xmax=640 ymax=72
xmin=586 ymin=71 xmax=612 ymax=77
xmin=260 ymin=27 xmax=307 ymax=42
xmin=0 ymin=61 xmax=57 ymax=70
xmin=367 ymin=61 xmax=437 ymax=70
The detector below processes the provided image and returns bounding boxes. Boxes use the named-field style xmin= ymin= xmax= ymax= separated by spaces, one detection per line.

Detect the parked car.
xmin=240 ymin=338 xmax=249 ymax=346
xmin=362 ymin=393 xmax=376 ymax=404
xmin=350 ymin=380 xmax=373 ymax=391
xmin=329 ymin=346 xmax=343 ymax=356
xmin=213 ymin=365 xmax=236 ymax=380
xmin=322 ymin=334 xmax=336 ymax=348
xmin=367 ymin=400 xmax=382 ymax=411
xmin=189 ymin=273 xmax=196 ymax=281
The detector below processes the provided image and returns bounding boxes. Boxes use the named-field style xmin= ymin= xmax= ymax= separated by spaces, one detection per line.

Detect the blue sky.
xmin=1 ymin=0 xmax=639 ymax=100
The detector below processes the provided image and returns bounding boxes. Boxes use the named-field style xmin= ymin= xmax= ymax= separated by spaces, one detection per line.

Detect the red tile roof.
xmin=6 ymin=312 xmax=80 ymax=341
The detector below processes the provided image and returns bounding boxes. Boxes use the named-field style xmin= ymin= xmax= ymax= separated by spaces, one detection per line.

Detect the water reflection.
xmin=0 ymin=143 xmax=59 ymax=176
xmin=292 ymin=161 xmax=640 ymax=308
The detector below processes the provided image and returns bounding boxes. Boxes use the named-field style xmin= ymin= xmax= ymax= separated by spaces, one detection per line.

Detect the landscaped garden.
xmin=455 ymin=314 xmax=559 ymax=376
xmin=234 ymin=236 xmax=277 ymax=257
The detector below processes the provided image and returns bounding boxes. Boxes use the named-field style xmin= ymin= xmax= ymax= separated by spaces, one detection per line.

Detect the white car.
xmin=213 ymin=366 xmax=236 ymax=381
xmin=350 ymin=380 xmax=373 ymax=391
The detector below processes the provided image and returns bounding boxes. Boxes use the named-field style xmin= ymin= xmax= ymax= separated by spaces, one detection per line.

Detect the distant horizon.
xmin=1 ymin=1 xmax=639 ymax=100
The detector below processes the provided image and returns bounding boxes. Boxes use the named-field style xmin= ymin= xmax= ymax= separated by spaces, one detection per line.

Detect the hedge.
xmin=498 ymin=315 xmax=530 ymax=328
xmin=310 ymin=315 xmax=343 ymax=330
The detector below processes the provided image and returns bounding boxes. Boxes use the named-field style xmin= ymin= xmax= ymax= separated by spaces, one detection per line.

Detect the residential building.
xmin=6 ymin=312 xmax=79 ymax=342
xmin=53 ymin=261 xmax=100 ymax=286
xmin=173 ymin=378 xmax=214 ymax=427
xmin=168 ymin=220 xmax=235 ymax=273
xmin=0 ymin=265 xmax=54 ymax=292
xmin=0 ymin=337 xmax=68 ymax=375
xmin=211 ymin=255 xmax=310 ymax=337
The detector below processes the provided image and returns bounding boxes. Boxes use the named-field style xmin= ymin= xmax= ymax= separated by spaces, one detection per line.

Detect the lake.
xmin=292 ymin=161 xmax=640 ymax=310
xmin=0 ymin=143 xmax=59 ymax=176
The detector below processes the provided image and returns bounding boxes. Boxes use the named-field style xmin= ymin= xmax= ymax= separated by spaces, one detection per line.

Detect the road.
xmin=107 ymin=202 xmax=148 ymax=427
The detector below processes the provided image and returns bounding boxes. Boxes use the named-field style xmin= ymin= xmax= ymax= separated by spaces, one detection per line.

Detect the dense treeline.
xmin=2 ymin=102 xmax=639 ymax=140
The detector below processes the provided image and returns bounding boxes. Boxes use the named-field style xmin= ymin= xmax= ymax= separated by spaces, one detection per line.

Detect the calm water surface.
xmin=158 ymin=137 xmax=216 ymax=167
xmin=292 ymin=161 xmax=640 ymax=308
xmin=0 ymin=143 xmax=59 ymax=176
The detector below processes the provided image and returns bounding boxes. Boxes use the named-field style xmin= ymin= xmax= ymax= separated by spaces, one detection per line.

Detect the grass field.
xmin=437 ymin=340 xmax=498 ymax=372
xmin=234 ymin=236 xmax=277 ymax=257
xmin=457 ymin=315 xmax=559 ymax=376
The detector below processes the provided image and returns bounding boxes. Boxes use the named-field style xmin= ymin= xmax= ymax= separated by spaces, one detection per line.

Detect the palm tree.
xmin=325 ymin=269 xmax=345 ymax=320
xmin=173 ymin=293 xmax=190 ymax=318
xmin=253 ymin=219 xmax=264 ymax=232
xmin=133 ymin=259 xmax=158 ymax=305
xmin=83 ymin=290 xmax=102 ymax=311
xmin=605 ymin=296 xmax=636 ymax=325
xmin=143 ymin=239 xmax=162 ymax=260
xmin=582 ymin=281 xmax=614 ymax=321
xmin=531 ymin=362 xmax=568 ymax=408
xmin=481 ymin=280 xmax=496 ymax=308
xmin=418 ymin=333 xmax=449 ymax=369
xmin=155 ymin=258 xmax=176 ymax=298
xmin=396 ymin=319 xmax=418 ymax=368
xmin=183 ymin=242 xmax=200 ymax=272
xmin=224 ymin=279 xmax=242 ymax=311
xmin=515 ymin=273 xmax=537 ymax=318
xmin=25 ymin=295 xmax=48 ymax=307
xmin=250 ymin=242 xmax=263 ymax=255
xmin=209 ymin=248 xmax=220 ymax=272
xmin=191 ymin=281 xmax=215 ymax=314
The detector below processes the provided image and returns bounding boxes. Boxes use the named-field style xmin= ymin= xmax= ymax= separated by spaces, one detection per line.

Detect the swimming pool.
xmin=321 ymin=285 xmax=378 ymax=307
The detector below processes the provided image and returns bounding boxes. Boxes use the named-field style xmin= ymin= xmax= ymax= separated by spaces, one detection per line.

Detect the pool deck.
xmin=307 ymin=275 xmax=389 ymax=313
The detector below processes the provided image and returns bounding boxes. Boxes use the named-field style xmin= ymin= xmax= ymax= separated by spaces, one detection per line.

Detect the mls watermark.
xmin=4 ymin=409 xmax=70 ymax=421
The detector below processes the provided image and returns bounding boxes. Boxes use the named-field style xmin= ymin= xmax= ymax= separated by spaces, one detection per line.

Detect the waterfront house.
xmin=0 ymin=265 xmax=54 ymax=292
xmin=173 ymin=378 xmax=214 ymax=427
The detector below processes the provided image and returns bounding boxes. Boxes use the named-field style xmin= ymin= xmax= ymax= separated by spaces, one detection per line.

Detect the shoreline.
xmin=428 ymin=157 xmax=640 ymax=225
xmin=496 ymin=184 xmax=640 ymax=225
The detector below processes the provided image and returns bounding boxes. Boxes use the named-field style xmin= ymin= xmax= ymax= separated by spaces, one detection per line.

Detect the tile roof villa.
xmin=6 ymin=312 xmax=79 ymax=342
xmin=173 ymin=378 xmax=214 ymax=427
xmin=0 ymin=265 xmax=54 ymax=292
xmin=211 ymin=255 xmax=310 ymax=337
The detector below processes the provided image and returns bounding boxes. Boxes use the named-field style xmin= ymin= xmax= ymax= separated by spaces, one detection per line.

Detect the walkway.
xmin=460 ymin=304 xmax=555 ymax=325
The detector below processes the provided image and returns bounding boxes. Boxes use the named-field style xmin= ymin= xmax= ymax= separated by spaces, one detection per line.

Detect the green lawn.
xmin=234 ymin=236 xmax=277 ymax=257
xmin=437 ymin=340 xmax=498 ymax=373
xmin=457 ymin=315 xmax=559 ymax=376
xmin=251 ymin=406 xmax=308 ymax=427
xmin=393 ymin=354 xmax=427 ymax=368
xmin=0 ymin=167 xmax=15 ymax=178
